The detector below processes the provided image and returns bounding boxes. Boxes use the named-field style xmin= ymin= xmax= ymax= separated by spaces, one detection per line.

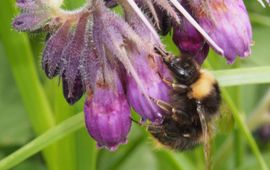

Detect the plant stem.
xmin=222 ymin=89 xmax=269 ymax=170
xmin=214 ymin=89 xmax=270 ymax=169
xmin=233 ymin=61 xmax=244 ymax=168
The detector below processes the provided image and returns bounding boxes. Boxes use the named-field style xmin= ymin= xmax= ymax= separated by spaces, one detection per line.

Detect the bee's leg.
xmin=162 ymin=78 xmax=188 ymax=93
xmin=149 ymin=97 xmax=188 ymax=119
xmin=147 ymin=124 xmax=164 ymax=133
xmin=130 ymin=117 xmax=143 ymax=126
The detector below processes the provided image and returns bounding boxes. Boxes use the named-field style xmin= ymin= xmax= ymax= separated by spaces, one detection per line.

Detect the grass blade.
xmin=213 ymin=66 xmax=270 ymax=87
xmin=222 ymin=89 xmax=269 ymax=170
xmin=0 ymin=113 xmax=84 ymax=170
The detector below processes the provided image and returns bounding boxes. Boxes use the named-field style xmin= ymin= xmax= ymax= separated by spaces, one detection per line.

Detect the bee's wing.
xmin=215 ymin=103 xmax=235 ymax=134
xmin=197 ymin=102 xmax=213 ymax=170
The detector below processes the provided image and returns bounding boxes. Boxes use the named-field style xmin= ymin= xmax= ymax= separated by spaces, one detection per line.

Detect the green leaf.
xmin=0 ymin=44 xmax=32 ymax=146
xmin=0 ymin=1 xmax=59 ymax=169
xmin=117 ymin=144 xmax=157 ymax=170
xmin=154 ymin=150 xmax=195 ymax=170
xmin=249 ymin=13 xmax=270 ymax=28
xmin=13 ymin=159 xmax=46 ymax=170
xmin=75 ymin=129 xmax=97 ymax=170
xmin=97 ymin=125 xmax=147 ymax=170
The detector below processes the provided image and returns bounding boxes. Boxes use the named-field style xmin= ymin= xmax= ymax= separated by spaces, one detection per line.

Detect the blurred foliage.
xmin=0 ymin=0 xmax=270 ymax=170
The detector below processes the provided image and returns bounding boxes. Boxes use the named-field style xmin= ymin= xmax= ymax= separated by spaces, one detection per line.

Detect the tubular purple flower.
xmin=79 ymin=28 xmax=100 ymax=92
xmin=16 ymin=0 xmax=37 ymax=9
xmin=60 ymin=13 xmax=90 ymax=104
xmin=120 ymin=0 xmax=172 ymax=121
xmin=12 ymin=12 xmax=51 ymax=32
xmin=104 ymin=0 xmax=118 ymax=8
xmin=173 ymin=17 xmax=209 ymax=64
xmin=125 ymin=54 xmax=171 ymax=121
xmin=90 ymin=1 xmax=167 ymax=122
xmin=187 ymin=0 xmax=252 ymax=63
xmin=257 ymin=124 xmax=270 ymax=143
xmin=84 ymin=66 xmax=131 ymax=151
xmin=132 ymin=0 xmax=181 ymax=25
xmin=42 ymin=21 xmax=72 ymax=78
xmin=133 ymin=0 xmax=172 ymax=35
xmin=154 ymin=5 xmax=172 ymax=35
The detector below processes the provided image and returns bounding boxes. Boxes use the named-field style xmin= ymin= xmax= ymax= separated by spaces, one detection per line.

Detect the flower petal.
xmin=42 ymin=21 xmax=72 ymax=78
xmin=12 ymin=12 xmax=50 ymax=32
xmin=84 ymin=66 xmax=131 ymax=150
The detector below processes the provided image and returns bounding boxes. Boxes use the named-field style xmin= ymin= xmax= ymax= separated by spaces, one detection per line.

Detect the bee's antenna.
xmin=130 ymin=117 xmax=144 ymax=125
xmin=153 ymin=46 xmax=174 ymax=63
xmin=130 ymin=117 xmax=139 ymax=124
xmin=130 ymin=117 xmax=150 ymax=128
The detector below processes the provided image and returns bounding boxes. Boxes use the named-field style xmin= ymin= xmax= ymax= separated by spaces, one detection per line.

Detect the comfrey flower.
xmin=173 ymin=16 xmax=209 ymax=64
xmin=184 ymin=0 xmax=253 ymax=63
xmin=12 ymin=0 xmax=173 ymax=150
xmin=84 ymin=64 xmax=131 ymax=151
xmin=119 ymin=0 xmax=172 ymax=121
xmin=256 ymin=124 xmax=270 ymax=143
xmin=13 ymin=0 xmax=254 ymax=150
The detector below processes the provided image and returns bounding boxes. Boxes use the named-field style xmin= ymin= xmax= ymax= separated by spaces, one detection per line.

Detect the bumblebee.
xmin=147 ymin=47 xmax=221 ymax=151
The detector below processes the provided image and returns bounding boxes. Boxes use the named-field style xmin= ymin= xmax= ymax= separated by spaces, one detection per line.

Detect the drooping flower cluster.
xmin=13 ymin=0 xmax=253 ymax=150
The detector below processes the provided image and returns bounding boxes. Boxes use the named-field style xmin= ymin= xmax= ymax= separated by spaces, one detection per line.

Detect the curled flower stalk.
xmin=12 ymin=0 xmax=254 ymax=150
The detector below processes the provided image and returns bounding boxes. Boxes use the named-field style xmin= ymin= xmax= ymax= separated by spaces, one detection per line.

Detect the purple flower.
xmin=104 ymin=0 xmax=118 ymax=8
xmin=84 ymin=66 xmax=131 ymax=151
xmin=256 ymin=124 xmax=270 ymax=143
xmin=173 ymin=17 xmax=209 ymax=64
xmin=13 ymin=0 xmax=53 ymax=32
xmin=42 ymin=21 xmax=72 ymax=79
xmin=125 ymin=54 xmax=171 ymax=121
xmin=120 ymin=1 xmax=172 ymax=121
xmin=60 ymin=13 xmax=91 ymax=104
xmin=12 ymin=0 xmax=255 ymax=151
xmin=42 ymin=13 xmax=90 ymax=104
xmin=12 ymin=12 xmax=51 ymax=32
xmin=134 ymin=0 xmax=180 ymax=24
xmin=187 ymin=0 xmax=253 ymax=63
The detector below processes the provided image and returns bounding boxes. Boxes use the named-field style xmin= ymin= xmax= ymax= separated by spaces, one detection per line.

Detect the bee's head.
xmin=166 ymin=55 xmax=200 ymax=85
